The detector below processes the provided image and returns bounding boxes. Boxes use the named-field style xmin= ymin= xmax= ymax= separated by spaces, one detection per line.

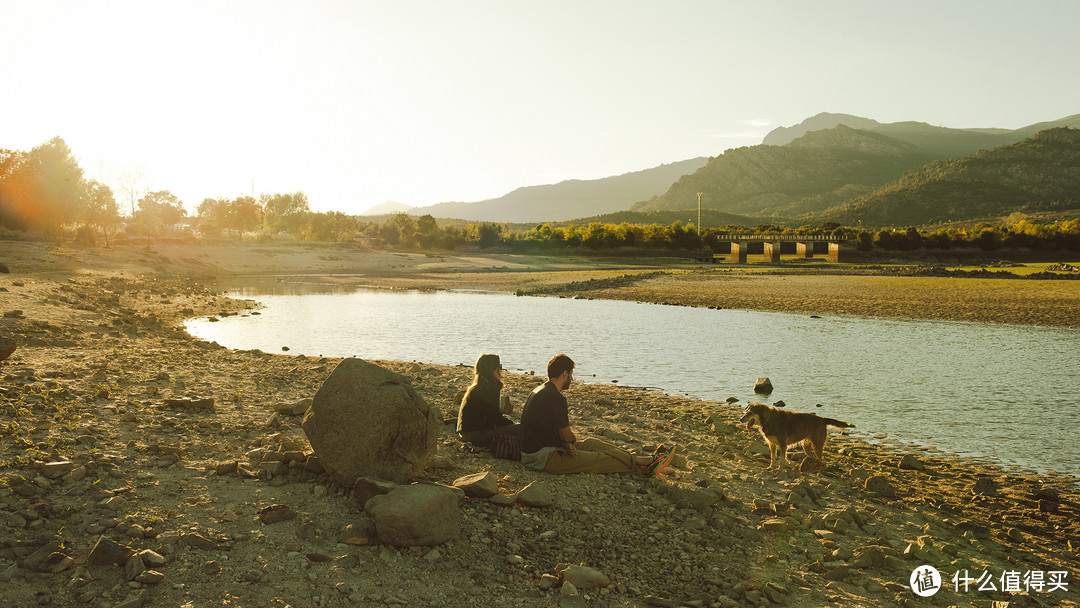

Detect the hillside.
xmin=360 ymin=201 xmax=414 ymax=216
xmin=762 ymin=112 xmax=883 ymax=145
xmin=632 ymin=126 xmax=935 ymax=217
xmin=548 ymin=208 xmax=760 ymax=228
xmin=408 ymin=157 xmax=707 ymax=223
xmin=763 ymin=111 xmax=1080 ymax=156
xmin=815 ymin=127 xmax=1080 ymax=226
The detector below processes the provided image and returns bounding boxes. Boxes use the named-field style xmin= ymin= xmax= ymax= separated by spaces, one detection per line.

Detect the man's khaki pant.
xmin=543 ymin=438 xmax=637 ymax=474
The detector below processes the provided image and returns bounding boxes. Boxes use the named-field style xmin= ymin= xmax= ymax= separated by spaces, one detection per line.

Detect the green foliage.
xmin=0 ymin=137 xmax=86 ymax=235
xmin=132 ymin=190 xmax=186 ymax=236
xmin=261 ymin=192 xmax=311 ymax=235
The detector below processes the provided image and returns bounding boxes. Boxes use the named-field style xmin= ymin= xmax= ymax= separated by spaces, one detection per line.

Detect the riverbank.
xmin=1 ymin=238 xmax=1078 ymax=607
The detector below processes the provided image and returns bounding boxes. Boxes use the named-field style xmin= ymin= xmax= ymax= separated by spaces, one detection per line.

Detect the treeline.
xmin=3 ymin=137 xmax=1078 ymax=253
xmin=0 ymin=136 xmax=372 ymax=242
xmin=374 ymin=215 xmax=1080 ymax=253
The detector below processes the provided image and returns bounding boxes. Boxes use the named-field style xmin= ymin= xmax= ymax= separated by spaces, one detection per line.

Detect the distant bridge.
xmin=705 ymin=234 xmax=851 ymax=264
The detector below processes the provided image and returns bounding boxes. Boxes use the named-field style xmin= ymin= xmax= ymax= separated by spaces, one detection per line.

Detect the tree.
xmin=382 ymin=213 xmax=418 ymax=247
xmin=196 ymin=197 xmax=230 ymax=236
xmin=262 ymin=191 xmax=310 ymax=235
xmin=873 ymin=229 xmax=897 ymax=250
xmin=134 ymin=190 xmax=186 ymax=237
xmin=466 ymin=222 xmax=502 ymax=249
xmin=115 ymin=169 xmax=147 ymax=218
xmin=227 ymin=196 xmax=263 ymax=237
xmin=855 ymin=231 xmax=874 ymax=252
xmin=0 ymin=148 xmax=29 ymax=229
xmin=0 ymin=137 xmax=86 ymax=236
xmin=82 ymin=180 xmax=120 ymax=244
xmin=415 ymin=214 xmax=439 ymax=247
xmin=308 ymin=211 xmax=358 ymax=241
xmin=896 ymin=226 xmax=923 ymax=251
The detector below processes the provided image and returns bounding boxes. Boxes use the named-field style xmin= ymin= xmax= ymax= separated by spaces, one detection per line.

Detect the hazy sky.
xmin=2 ymin=1 xmax=1078 ymax=215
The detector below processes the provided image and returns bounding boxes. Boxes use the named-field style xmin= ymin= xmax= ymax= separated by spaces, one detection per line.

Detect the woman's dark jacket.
xmin=457 ymin=382 xmax=513 ymax=433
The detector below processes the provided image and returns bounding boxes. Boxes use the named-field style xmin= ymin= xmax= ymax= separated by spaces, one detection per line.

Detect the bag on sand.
xmin=490 ymin=434 xmax=521 ymax=461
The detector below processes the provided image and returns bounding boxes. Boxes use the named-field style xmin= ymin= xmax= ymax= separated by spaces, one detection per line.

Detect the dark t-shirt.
xmin=520 ymin=381 xmax=570 ymax=454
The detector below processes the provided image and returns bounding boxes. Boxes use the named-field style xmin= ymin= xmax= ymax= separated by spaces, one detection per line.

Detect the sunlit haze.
xmin=3 ymin=0 xmax=1078 ymax=215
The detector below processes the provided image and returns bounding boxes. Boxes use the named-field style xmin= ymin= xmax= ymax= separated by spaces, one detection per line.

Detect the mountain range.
xmin=819 ymin=126 xmax=1080 ymax=226
xmin=370 ymin=112 xmax=1080 ymax=227
xmin=636 ymin=113 xmax=1080 ymax=225
xmin=362 ymin=158 xmax=707 ymax=223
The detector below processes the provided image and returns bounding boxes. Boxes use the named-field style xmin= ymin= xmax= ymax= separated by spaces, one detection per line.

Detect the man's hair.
xmin=547 ymin=354 xmax=575 ymax=379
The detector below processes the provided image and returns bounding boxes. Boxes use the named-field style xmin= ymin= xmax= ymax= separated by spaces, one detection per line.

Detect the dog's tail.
xmin=823 ymin=418 xmax=854 ymax=428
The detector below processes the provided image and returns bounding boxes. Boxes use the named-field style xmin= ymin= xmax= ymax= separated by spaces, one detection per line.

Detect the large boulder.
xmin=303 ymin=358 xmax=440 ymax=486
xmin=365 ymin=483 xmax=460 ymax=546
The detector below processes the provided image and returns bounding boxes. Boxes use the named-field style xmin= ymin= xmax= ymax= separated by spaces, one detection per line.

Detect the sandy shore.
xmin=1 ymin=238 xmax=1078 ymax=608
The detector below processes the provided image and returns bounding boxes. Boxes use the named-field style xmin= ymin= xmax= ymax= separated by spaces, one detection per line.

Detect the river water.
xmin=185 ymin=281 xmax=1080 ymax=478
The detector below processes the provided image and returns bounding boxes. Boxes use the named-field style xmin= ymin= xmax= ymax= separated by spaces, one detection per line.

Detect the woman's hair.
xmin=547 ymin=353 xmax=575 ymax=379
xmin=470 ymin=353 xmax=503 ymax=389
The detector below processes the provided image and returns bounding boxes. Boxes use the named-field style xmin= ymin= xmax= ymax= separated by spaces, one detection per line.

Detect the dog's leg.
xmin=810 ymin=428 xmax=826 ymax=463
xmin=777 ymin=440 xmax=789 ymax=470
xmin=767 ymin=439 xmax=779 ymax=470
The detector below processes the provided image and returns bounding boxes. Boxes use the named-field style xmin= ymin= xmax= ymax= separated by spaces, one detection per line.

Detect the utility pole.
xmin=696 ymin=192 xmax=703 ymax=236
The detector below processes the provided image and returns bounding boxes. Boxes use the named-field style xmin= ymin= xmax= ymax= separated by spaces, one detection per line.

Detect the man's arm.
xmin=558 ymin=426 xmax=577 ymax=457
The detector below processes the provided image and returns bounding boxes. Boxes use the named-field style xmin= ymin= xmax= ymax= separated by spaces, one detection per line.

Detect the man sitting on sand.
xmin=520 ymin=354 xmax=674 ymax=476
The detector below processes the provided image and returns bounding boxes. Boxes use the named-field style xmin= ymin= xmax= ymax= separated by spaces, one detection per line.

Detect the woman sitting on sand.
xmin=456 ymin=353 xmax=520 ymax=447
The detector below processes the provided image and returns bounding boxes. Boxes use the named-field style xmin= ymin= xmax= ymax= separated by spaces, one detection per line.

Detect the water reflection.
xmin=187 ymin=282 xmax=1080 ymax=477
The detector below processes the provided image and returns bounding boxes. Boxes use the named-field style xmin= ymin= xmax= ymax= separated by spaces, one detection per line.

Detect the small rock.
xmin=515 ymin=481 xmax=554 ymax=508
xmin=824 ymin=565 xmax=852 ymax=581
xmin=489 ymin=493 xmax=516 ymax=507
xmin=864 ymin=475 xmax=896 ymax=499
xmin=135 ymin=570 xmax=165 ymax=585
xmin=273 ymin=398 xmax=312 ymax=416
xmin=164 ymin=397 xmax=215 ymax=411
xmin=41 ymin=461 xmax=75 ymax=479
xmin=125 ymin=554 xmax=146 ymax=581
xmin=0 ymin=336 xmax=14 ymax=360
xmin=898 ymin=455 xmax=925 ymax=471
xmin=213 ymin=461 xmax=238 ymax=475
xmin=452 ymin=471 xmax=499 ymax=498
xmin=559 ymin=564 xmax=609 ymax=589
xmin=539 ymin=573 xmax=559 ymax=590
xmin=753 ymin=377 xmax=773 ymax=394
xmin=972 ymin=476 xmax=998 ymax=495
xmin=137 ymin=550 xmax=166 ymax=567
xmin=258 ymin=504 xmax=297 ymax=524
xmin=353 ymin=477 xmax=398 ymax=509
xmin=88 ymin=536 xmax=133 ymax=566
xmin=338 ymin=522 xmax=374 ymax=545
xmin=1033 ymin=487 xmax=1061 ymax=502
xmin=762 ymin=518 xmax=788 ymax=533
xmin=181 ymin=533 xmax=218 ymax=550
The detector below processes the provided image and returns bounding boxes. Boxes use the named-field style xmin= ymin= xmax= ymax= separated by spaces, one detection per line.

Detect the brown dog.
xmin=740 ymin=403 xmax=853 ymax=471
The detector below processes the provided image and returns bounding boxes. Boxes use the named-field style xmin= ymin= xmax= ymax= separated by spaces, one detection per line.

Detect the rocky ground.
xmin=1 ymin=238 xmax=1078 ymax=608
